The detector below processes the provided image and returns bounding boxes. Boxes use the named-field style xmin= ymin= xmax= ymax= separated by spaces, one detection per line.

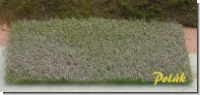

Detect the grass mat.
xmin=5 ymin=18 xmax=193 ymax=84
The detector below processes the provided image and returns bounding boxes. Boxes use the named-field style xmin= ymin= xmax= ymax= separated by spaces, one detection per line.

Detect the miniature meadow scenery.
xmin=5 ymin=18 xmax=193 ymax=84
xmin=0 ymin=0 xmax=196 ymax=84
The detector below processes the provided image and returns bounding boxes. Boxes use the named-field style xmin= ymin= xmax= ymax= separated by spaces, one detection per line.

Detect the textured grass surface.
xmin=5 ymin=18 xmax=193 ymax=84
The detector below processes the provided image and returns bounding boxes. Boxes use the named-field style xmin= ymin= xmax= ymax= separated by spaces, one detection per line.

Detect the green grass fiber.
xmin=5 ymin=18 xmax=193 ymax=84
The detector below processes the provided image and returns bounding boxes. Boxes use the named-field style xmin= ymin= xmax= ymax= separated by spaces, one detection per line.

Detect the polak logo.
xmin=152 ymin=72 xmax=186 ymax=85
